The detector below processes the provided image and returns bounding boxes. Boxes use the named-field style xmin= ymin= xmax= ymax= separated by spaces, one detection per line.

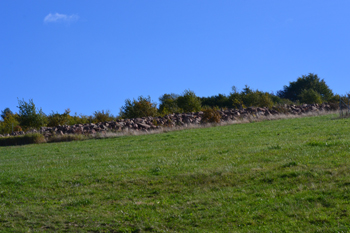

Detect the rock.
xmin=138 ymin=123 xmax=151 ymax=129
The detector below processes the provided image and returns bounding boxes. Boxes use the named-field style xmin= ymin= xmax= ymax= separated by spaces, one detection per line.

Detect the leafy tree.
xmin=277 ymin=73 xmax=333 ymax=102
xmin=298 ymin=89 xmax=323 ymax=104
xmin=68 ymin=113 xmax=90 ymax=125
xmin=228 ymin=85 xmax=275 ymax=109
xmin=120 ymin=96 xmax=158 ymax=119
xmin=47 ymin=109 xmax=71 ymax=127
xmin=1 ymin=108 xmax=13 ymax=121
xmin=200 ymin=94 xmax=230 ymax=109
xmin=0 ymin=111 xmax=20 ymax=134
xmin=257 ymin=93 xmax=274 ymax=108
xmin=176 ymin=90 xmax=202 ymax=113
xmin=93 ymin=110 xmax=115 ymax=123
xmin=158 ymin=93 xmax=181 ymax=115
xmin=229 ymin=86 xmax=245 ymax=109
xmin=17 ymin=99 xmax=47 ymax=130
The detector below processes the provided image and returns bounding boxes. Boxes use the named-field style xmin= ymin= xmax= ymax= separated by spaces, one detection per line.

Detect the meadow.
xmin=0 ymin=113 xmax=349 ymax=232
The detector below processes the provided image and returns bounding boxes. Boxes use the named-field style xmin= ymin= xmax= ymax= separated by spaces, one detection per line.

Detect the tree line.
xmin=0 ymin=73 xmax=346 ymax=134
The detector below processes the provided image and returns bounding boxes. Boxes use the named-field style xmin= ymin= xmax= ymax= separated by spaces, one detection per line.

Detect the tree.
xmin=200 ymin=94 xmax=230 ymax=109
xmin=176 ymin=90 xmax=202 ymax=113
xmin=1 ymin=108 xmax=13 ymax=121
xmin=229 ymin=86 xmax=245 ymax=109
xmin=93 ymin=110 xmax=115 ymax=123
xmin=47 ymin=109 xmax=71 ymax=127
xmin=0 ymin=111 xmax=19 ymax=134
xmin=17 ymin=99 xmax=47 ymax=130
xmin=228 ymin=85 xmax=276 ymax=109
xmin=158 ymin=93 xmax=181 ymax=115
xmin=298 ymin=89 xmax=323 ymax=104
xmin=119 ymin=96 xmax=158 ymax=119
xmin=277 ymin=73 xmax=334 ymax=102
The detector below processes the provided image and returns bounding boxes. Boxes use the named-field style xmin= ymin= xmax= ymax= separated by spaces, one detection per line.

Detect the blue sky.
xmin=1 ymin=1 xmax=349 ymax=116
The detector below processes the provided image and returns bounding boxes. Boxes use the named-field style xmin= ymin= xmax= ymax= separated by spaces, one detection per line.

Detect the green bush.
xmin=298 ymin=89 xmax=323 ymax=104
xmin=92 ymin=110 xmax=115 ymax=123
xmin=47 ymin=109 xmax=71 ymax=127
xmin=0 ymin=111 xmax=20 ymax=134
xmin=200 ymin=94 xmax=230 ymax=109
xmin=158 ymin=93 xmax=181 ymax=116
xmin=177 ymin=90 xmax=202 ymax=113
xmin=257 ymin=93 xmax=274 ymax=108
xmin=17 ymin=99 xmax=47 ymax=130
xmin=120 ymin=96 xmax=158 ymax=119
xmin=67 ymin=113 xmax=91 ymax=125
xmin=1 ymin=108 xmax=13 ymax=121
xmin=277 ymin=73 xmax=334 ymax=102
xmin=228 ymin=85 xmax=276 ymax=109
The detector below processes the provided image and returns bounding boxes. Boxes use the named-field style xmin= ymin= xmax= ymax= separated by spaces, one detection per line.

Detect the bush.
xmin=1 ymin=108 xmax=13 ymax=121
xmin=93 ymin=110 xmax=115 ymax=123
xmin=17 ymin=99 xmax=47 ymax=130
xmin=120 ymin=96 xmax=158 ymax=119
xmin=68 ymin=113 xmax=90 ymax=125
xmin=228 ymin=85 xmax=276 ymax=109
xmin=177 ymin=90 xmax=202 ymax=113
xmin=0 ymin=111 xmax=20 ymax=134
xmin=47 ymin=109 xmax=71 ymax=127
xmin=277 ymin=73 xmax=334 ymax=102
xmin=158 ymin=93 xmax=181 ymax=116
xmin=200 ymin=94 xmax=230 ymax=109
xmin=298 ymin=89 xmax=323 ymax=104
xmin=257 ymin=93 xmax=274 ymax=108
xmin=201 ymin=107 xmax=221 ymax=123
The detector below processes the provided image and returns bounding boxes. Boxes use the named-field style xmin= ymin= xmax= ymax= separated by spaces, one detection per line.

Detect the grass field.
xmin=0 ymin=113 xmax=349 ymax=232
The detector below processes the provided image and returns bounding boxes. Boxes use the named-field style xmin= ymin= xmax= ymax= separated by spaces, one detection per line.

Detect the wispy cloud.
xmin=44 ymin=13 xmax=79 ymax=23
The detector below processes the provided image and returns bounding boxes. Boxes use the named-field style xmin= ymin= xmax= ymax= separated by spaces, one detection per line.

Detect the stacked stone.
xmin=0 ymin=103 xmax=336 ymax=138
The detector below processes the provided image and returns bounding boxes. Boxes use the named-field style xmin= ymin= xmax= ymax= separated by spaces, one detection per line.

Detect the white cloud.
xmin=44 ymin=13 xmax=79 ymax=23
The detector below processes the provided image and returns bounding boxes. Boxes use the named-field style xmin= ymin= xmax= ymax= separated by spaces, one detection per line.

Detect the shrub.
xmin=68 ymin=113 xmax=90 ymax=125
xmin=177 ymin=90 xmax=202 ymax=113
xmin=201 ymin=107 xmax=221 ymax=123
xmin=0 ymin=111 xmax=20 ymax=134
xmin=277 ymin=73 xmax=334 ymax=102
xmin=13 ymin=125 xmax=22 ymax=132
xmin=229 ymin=85 xmax=275 ymax=109
xmin=120 ymin=96 xmax=158 ymax=119
xmin=200 ymin=94 xmax=230 ymax=109
xmin=257 ymin=93 xmax=274 ymax=108
xmin=158 ymin=93 xmax=181 ymax=116
xmin=298 ymin=89 xmax=323 ymax=104
xmin=93 ymin=110 xmax=115 ymax=123
xmin=47 ymin=109 xmax=71 ymax=127
xmin=1 ymin=108 xmax=13 ymax=121
xmin=17 ymin=99 xmax=47 ymax=130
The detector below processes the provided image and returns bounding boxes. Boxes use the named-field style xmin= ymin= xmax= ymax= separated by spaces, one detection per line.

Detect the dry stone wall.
xmin=0 ymin=103 xmax=337 ymax=138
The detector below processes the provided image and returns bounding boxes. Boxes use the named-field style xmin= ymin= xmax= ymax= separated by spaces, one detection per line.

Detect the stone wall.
xmin=0 ymin=103 xmax=337 ymax=138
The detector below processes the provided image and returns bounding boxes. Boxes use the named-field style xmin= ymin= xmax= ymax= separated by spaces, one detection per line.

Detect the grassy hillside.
xmin=0 ymin=113 xmax=349 ymax=232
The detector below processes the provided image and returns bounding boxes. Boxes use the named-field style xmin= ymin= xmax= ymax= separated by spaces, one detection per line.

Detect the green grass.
xmin=0 ymin=113 xmax=350 ymax=232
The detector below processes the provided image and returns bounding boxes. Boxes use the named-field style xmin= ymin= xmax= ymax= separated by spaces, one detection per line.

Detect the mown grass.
xmin=0 ymin=113 xmax=349 ymax=232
